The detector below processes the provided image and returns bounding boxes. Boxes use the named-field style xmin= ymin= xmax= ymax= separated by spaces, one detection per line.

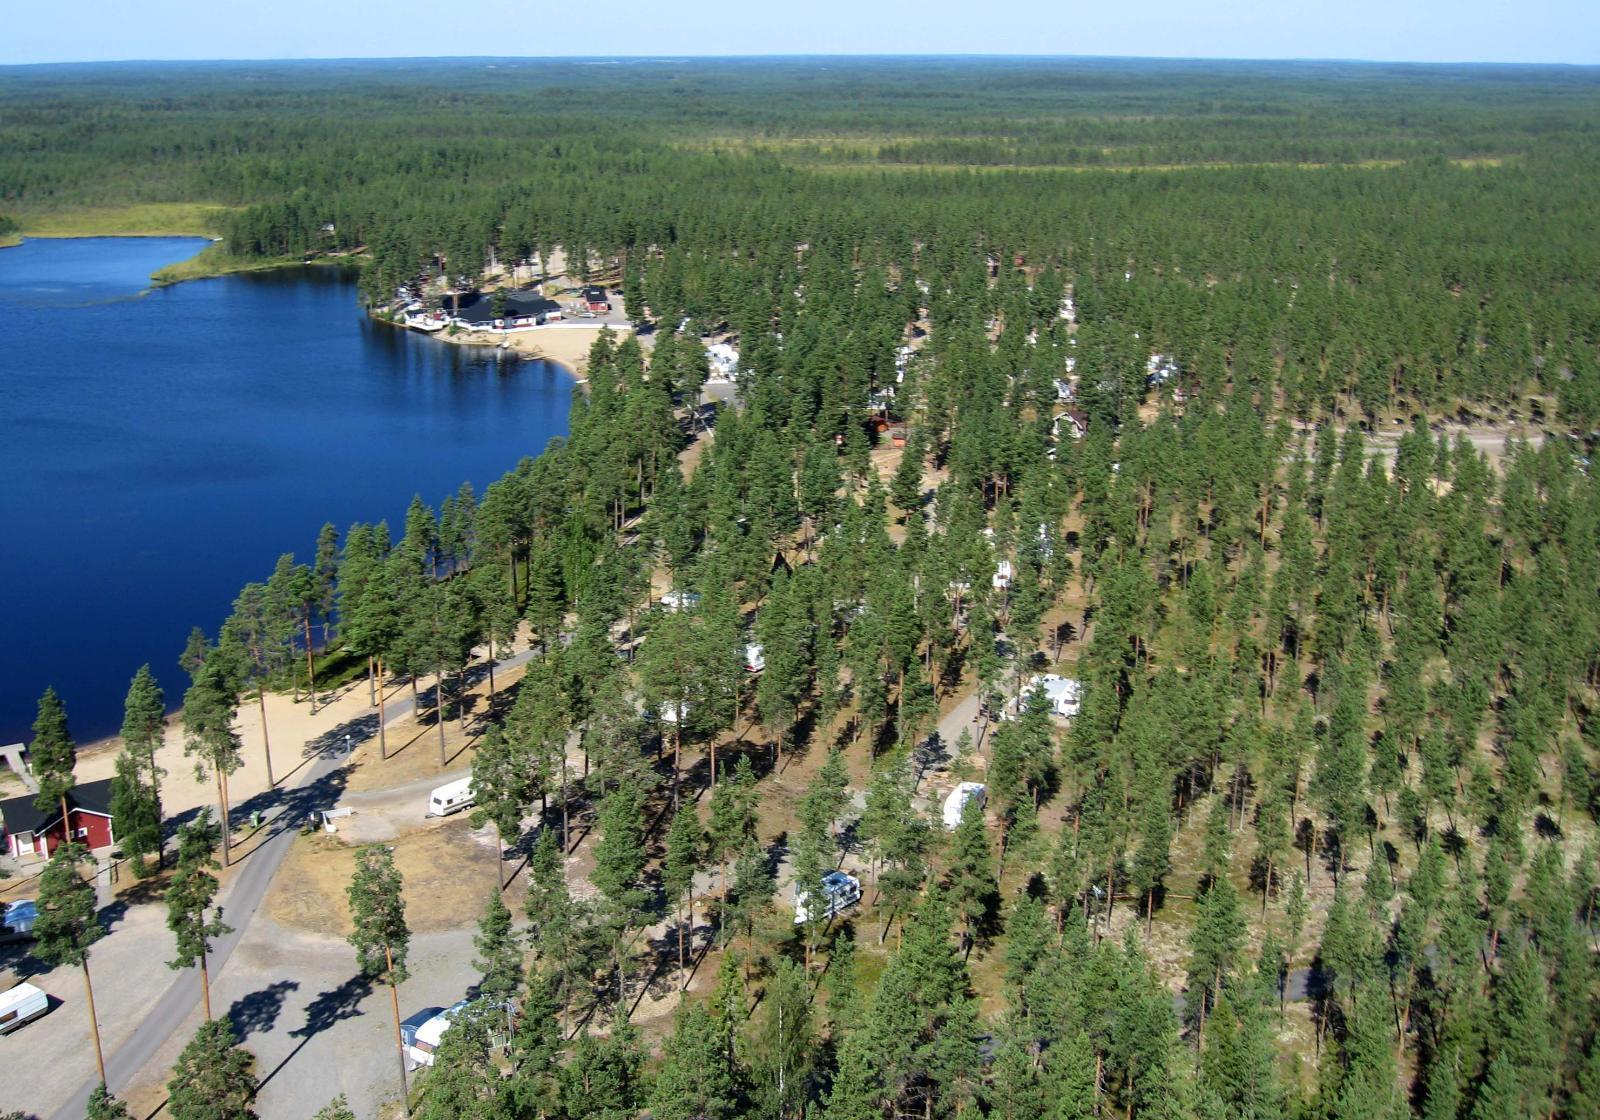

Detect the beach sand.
xmin=53 ymin=645 xmax=530 ymax=864
xmin=435 ymin=322 xmax=635 ymax=378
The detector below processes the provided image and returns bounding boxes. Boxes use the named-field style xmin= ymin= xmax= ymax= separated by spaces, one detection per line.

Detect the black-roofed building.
xmin=584 ymin=286 xmax=611 ymax=312
xmin=447 ymin=290 xmax=563 ymax=328
xmin=0 ymin=778 xmax=116 ymax=860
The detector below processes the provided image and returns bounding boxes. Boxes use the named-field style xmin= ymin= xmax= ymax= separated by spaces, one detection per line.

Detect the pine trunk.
xmin=386 ymin=948 xmax=411 ymax=1115
xmin=216 ymin=770 xmax=232 ymax=867
xmin=377 ymin=657 xmax=389 ymax=759
xmin=200 ymin=949 xmax=213 ymax=1021
xmin=82 ymin=959 xmax=107 ymax=1089
xmin=258 ymin=687 xmax=275 ymax=788
xmin=303 ymin=615 xmax=318 ymax=712
xmin=436 ymin=672 xmax=447 ymax=765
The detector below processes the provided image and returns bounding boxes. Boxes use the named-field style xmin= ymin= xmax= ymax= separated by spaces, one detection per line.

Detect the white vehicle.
xmin=0 ymin=900 xmax=36 ymax=943
xmin=399 ymin=1004 xmax=444 ymax=1068
xmin=0 ymin=983 xmax=50 ymax=1035
xmin=405 ymin=1001 xmax=465 ymax=1069
xmin=659 ymin=589 xmax=701 ymax=613
xmin=992 ymin=560 xmax=1013 ymax=591
xmin=1022 ymin=674 xmax=1083 ymax=719
xmin=426 ymin=777 xmax=475 ymax=818
xmin=942 ymin=782 xmax=986 ymax=831
xmin=744 ymin=643 xmax=766 ymax=673
xmin=404 ymin=999 xmax=514 ymax=1070
xmin=794 ymin=871 xmax=862 ymax=924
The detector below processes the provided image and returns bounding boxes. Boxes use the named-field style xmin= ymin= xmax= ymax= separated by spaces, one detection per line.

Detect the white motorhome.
xmin=794 ymin=871 xmax=862 ymax=924
xmin=942 ymin=782 xmax=987 ymax=831
xmin=744 ymin=643 xmax=766 ymax=673
xmin=426 ymin=778 xmax=475 ymax=818
xmin=0 ymin=983 xmax=49 ymax=1035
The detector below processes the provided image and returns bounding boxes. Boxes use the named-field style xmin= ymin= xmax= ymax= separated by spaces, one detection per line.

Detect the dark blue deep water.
xmin=0 ymin=237 xmax=574 ymax=742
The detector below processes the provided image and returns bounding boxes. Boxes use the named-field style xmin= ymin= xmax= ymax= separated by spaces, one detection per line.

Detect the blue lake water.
xmin=0 ymin=237 xmax=574 ymax=743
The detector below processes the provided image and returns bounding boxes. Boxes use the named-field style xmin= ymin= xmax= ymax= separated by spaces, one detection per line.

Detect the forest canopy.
xmin=9 ymin=57 xmax=1600 ymax=1120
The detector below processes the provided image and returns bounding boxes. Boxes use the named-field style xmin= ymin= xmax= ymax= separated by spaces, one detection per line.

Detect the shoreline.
xmin=399 ymin=319 xmax=638 ymax=379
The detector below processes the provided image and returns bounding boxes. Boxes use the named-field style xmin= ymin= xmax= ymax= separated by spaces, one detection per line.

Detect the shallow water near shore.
xmin=0 ymin=237 xmax=574 ymax=742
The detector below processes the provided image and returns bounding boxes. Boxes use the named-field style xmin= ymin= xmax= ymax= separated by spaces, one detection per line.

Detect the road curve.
xmin=50 ymin=647 xmax=537 ymax=1120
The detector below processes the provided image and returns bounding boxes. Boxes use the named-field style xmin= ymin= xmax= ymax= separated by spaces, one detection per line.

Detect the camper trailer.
xmin=426 ymin=778 xmax=475 ymax=818
xmin=794 ymin=870 xmax=862 ymax=924
xmin=405 ymin=998 xmax=514 ymax=1070
xmin=399 ymin=1005 xmax=444 ymax=1063
xmin=1023 ymin=674 xmax=1083 ymax=719
xmin=0 ymin=983 xmax=50 ymax=1035
xmin=942 ymin=782 xmax=987 ymax=831
xmin=744 ymin=643 xmax=766 ymax=673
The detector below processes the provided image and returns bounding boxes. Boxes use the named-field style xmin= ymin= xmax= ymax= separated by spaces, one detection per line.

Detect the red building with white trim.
xmin=0 ymin=779 xmax=116 ymax=860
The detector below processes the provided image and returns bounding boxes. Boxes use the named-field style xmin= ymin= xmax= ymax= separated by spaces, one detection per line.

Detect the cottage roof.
xmin=447 ymin=291 xmax=561 ymax=325
xmin=0 ymin=777 xmax=116 ymax=836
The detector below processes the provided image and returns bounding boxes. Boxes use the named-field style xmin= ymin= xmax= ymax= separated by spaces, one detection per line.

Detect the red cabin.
xmin=0 ymin=779 xmax=116 ymax=860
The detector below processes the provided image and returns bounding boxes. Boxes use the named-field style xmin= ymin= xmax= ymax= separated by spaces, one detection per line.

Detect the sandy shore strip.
xmin=430 ymin=321 xmax=636 ymax=378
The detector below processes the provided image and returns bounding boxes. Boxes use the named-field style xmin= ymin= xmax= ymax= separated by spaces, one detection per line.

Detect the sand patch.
xmin=264 ymin=819 xmax=501 ymax=938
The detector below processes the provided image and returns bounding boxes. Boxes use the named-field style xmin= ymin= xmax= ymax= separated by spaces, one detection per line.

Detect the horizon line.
xmin=4 ymin=51 xmax=1599 ymax=70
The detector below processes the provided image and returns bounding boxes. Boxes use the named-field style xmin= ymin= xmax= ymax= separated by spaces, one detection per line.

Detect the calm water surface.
xmin=0 ymin=237 xmax=574 ymax=742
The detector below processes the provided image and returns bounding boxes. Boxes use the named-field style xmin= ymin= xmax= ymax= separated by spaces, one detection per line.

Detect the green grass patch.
xmin=149 ymin=243 xmax=300 ymax=287
xmin=12 ymin=201 xmax=237 ymax=239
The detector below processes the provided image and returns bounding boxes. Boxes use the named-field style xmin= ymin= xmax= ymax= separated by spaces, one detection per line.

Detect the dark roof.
xmin=447 ymin=290 xmax=562 ymax=326
xmin=0 ymin=778 xmax=115 ymax=836
xmin=584 ymin=286 xmax=608 ymax=302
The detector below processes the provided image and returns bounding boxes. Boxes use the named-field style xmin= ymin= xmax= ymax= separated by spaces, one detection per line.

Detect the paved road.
xmin=50 ymin=645 xmax=537 ymax=1120
xmin=51 ymin=752 xmax=344 ymax=1120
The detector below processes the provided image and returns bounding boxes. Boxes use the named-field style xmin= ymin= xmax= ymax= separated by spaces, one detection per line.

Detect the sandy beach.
xmin=430 ymin=321 xmax=636 ymax=378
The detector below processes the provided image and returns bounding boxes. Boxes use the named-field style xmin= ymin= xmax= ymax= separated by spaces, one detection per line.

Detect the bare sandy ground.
xmin=437 ymin=322 xmax=634 ymax=378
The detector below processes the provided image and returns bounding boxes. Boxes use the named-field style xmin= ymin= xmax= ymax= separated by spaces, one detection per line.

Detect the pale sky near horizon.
xmin=3 ymin=0 xmax=1596 ymax=67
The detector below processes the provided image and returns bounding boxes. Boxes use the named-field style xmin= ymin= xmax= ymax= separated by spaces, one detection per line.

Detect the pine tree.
xmin=29 ymin=686 xmax=75 ymax=829
xmin=311 ymin=1097 xmax=355 ymax=1120
xmin=181 ymin=652 xmax=243 ymax=866
xmin=946 ymin=793 xmax=996 ymax=950
xmin=120 ymin=664 xmax=167 ymax=867
xmin=165 ymin=810 xmax=231 ymax=1020
xmin=1048 ymin=1029 xmax=1099 ymax=1120
xmin=110 ymin=748 xmax=162 ymax=877
xmin=592 ymin=778 xmax=649 ymax=1016
xmin=663 ymin=805 xmax=703 ymax=985
xmin=167 ymin=1018 xmax=257 ymax=1120
xmin=751 ymin=957 xmax=814 ymax=1120
xmin=85 ymin=1084 xmax=133 ymax=1119
xmin=824 ymin=1028 xmax=886 ymax=1120
xmin=472 ymin=890 xmax=521 ymax=1003
xmin=33 ymin=843 xmax=107 ymax=1087
xmin=416 ymin=1006 xmax=502 ymax=1120
xmin=469 ymin=724 xmax=530 ymax=888
xmin=348 ymin=844 xmax=413 ymax=1111
xmin=650 ymin=1000 xmax=744 ymax=1120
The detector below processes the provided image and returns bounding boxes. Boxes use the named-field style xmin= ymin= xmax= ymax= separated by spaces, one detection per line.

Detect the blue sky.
xmin=3 ymin=0 xmax=1596 ymax=66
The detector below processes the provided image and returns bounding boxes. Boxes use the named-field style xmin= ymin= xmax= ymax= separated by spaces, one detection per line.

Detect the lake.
xmin=0 ymin=237 xmax=574 ymax=743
